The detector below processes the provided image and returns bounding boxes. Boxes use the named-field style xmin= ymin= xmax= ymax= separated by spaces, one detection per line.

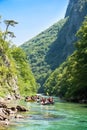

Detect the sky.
xmin=0 ymin=0 xmax=69 ymax=46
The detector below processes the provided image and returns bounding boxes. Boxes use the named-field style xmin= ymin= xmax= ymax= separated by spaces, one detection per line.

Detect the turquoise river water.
xmin=1 ymin=97 xmax=87 ymax=130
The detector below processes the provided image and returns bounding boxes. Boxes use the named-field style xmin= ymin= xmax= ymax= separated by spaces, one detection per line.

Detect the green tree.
xmin=4 ymin=20 xmax=18 ymax=40
xmin=0 ymin=17 xmax=37 ymax=97
xmin=44 ymin=17 xmax=87 ymax=102
xmin=11 ymin=47 xmax=38 ymax=96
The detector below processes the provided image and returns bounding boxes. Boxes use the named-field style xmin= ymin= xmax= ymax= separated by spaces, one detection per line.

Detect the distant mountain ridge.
xmin=21 ymin=0 xmax=87 ymax=92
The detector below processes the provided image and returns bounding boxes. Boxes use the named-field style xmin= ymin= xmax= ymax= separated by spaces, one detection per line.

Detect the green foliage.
xmin=21 ymin=19 xmax=67 ymax=92
xmin=0 ymin=32 xmax=17 ymax=96
xmin=4 ymin=20 xmax=18 ymax=40
xmin=0 ymin=18 xmax=37 ymax=97
xmin=11 ymin=47 xmax=38 ymax=96
xmin=44 ymin=18 xmax=87 ymax=101
xmin=21 ymin=0 xmax=87 ymax=93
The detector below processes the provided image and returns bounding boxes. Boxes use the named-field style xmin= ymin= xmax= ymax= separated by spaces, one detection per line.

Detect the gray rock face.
xmin=62 ymin=0 xmax=87 ymax=52
xmin=45 ymin=0 xmax=87 ymax=70
xmin=0 ymin=51 xmax=20 ymax=99
xmin=65 ymin=0 xmax=87 ymax=36
xmin=65 ymin=0 xmax=87 ymax=44
xmin=65 ymin=0 xmax=87 ymax=17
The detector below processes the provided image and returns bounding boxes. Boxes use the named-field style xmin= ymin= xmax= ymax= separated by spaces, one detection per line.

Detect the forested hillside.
xmin=21 ymin=19 xmax=67 ymax=91
xmin=44 ymin=18 xmax=87 ymax=102
xmin=0 ymin=19 xmax=37 ymax=98
xmin=21 ymin=0 xmax=87 ymax=92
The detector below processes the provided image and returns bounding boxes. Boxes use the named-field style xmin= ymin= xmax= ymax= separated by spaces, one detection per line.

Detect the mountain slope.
xmin=44 ymin=18 xmax=87 ymax=102
xmin=21 ymin=19 xmax=67 ymax=91
xmin=21 ymin=0 xmax=87 ymax=92
xmin=45 ymin=0 xmax=87 ymax=69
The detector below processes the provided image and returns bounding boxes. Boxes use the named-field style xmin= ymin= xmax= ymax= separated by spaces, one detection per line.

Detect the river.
xmin=1 ymin=97 xmax=87 ymax=130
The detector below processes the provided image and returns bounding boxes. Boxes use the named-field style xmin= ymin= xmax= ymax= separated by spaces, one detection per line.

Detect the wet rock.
xmin=0 ymin=109 xmax=9 ymax=121
xmin=2 ymin=108 xmax=10 ymax=116
xmin=15 ymin=114 xmax=23 ymax=118
xmin=0 ymin=100 xmax=28 ymax=126
xmin=0 ymin=119 xmax=9 ymax=125
xmin=0 ymin=102 xmax=7 ymax=108
xmin=16 ymin=105 xmax=28 ymax=112
xmin=10 ymin=107 xmax=17 ymax=112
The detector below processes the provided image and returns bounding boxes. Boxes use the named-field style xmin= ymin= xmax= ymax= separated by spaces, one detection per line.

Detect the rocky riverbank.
xmin=0 ymin=97 xmax=28 ymax=126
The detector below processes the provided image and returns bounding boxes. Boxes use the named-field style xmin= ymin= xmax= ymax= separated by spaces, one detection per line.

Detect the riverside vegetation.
xmin=44 ymin=17 xmax=87 ymax=102
xmin=0 ymin=17 xmax=37 ymax=126
xmin=0 ymin=17 xmax=38 ymax=98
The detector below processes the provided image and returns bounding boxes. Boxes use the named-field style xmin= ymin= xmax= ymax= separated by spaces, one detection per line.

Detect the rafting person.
xmin=41 ymin=97 xmax=46 ymax=105
xmin=36 ymin=96 xmax=40 ymax=103
xmin=49 ymin=97 xmax=54 ymax=104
